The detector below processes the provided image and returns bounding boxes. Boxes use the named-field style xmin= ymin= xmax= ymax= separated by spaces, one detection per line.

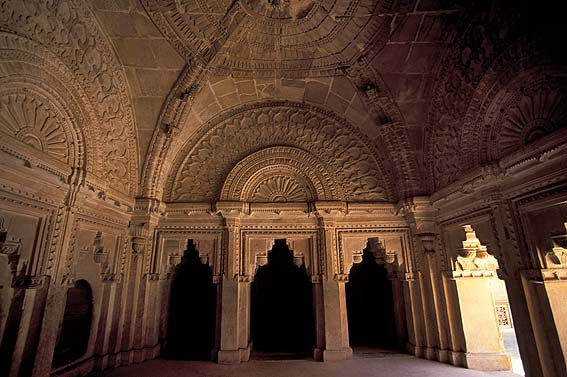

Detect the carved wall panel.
xmin=167 ymin=102 xmax=392 ymax=202
xmin=0 ymin=0 xmax=138 ymax=194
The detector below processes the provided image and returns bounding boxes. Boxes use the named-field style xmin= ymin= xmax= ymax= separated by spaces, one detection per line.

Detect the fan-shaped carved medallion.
xmin=0 ymin=93 xmax=71 ymax=164
xmin=488 ymin=83 xmax=567 ymax=160
xmin=251 ymin=175 xmax=310 ymax=202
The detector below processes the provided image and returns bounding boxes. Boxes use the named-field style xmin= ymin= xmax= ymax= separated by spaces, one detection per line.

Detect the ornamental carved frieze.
xmin=166 ymin=102 xmax=391 ymax=202
xmin=0 ymin=0 xmax=138 ymax=194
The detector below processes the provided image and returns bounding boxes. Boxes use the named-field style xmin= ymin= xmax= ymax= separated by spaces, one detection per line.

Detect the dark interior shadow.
xmin=52 ymin=279 xmax=93 ymax=368
xmin=165 ymin=240 xmax=216 ymax=360
xmin=251 ymin=239 xmax=314 ymax=357
xmin=346 ymin=248 xmax=396 ymax=349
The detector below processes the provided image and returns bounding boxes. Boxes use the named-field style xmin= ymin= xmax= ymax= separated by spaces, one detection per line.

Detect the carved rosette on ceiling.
xmin=486 ymin=81 xmax=567 ymax=161
xmin=166 ymin=102 xmax=391 ymax=202
xmin=0 ymin=91 xmax=73 ymax=165
xmin=142 ymin=0 xmax=407 ymax=77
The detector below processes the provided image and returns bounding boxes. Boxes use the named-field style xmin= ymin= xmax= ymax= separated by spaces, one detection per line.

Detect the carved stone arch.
xmin=165 ymin=101 xmax=393 ymax=202
xmin=0 ymin=33 xmax=95 ymax=173
xmin=345 ymin=60 xmax=423 ymax=198
xmin=0 ymin=1 xmax=139 ymax=194
xmin=244 ymin=235 xmax=317 ymax=280
xmin=461 ymin=64 xmax=567 ymax=167
xmin=339 ymin=233 xmax=400 ymax=279
xmin=426 ymin=25 xmax=567 ymax=191
xmin=220 ymin=146 xmax=344 ymax=202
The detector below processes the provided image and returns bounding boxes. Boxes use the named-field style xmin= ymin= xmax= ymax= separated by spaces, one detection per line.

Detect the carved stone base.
xmin=322 ymin=347 xmax=353 ymax=361
xmin=436 ymin=349 xmax=450 ymax=363
xmin=463 ymin=352 xmax=512 ymax=371
xmin=217 ymin=344 xmax=251 ymax=364
xmin=313 ymin=347 xmax=324 ymax=361
xmin=424 ymin=346 xmax=437 ymax=360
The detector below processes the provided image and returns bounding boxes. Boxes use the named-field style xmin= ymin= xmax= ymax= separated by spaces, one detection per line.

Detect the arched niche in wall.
xmin=346 ymin=246 xmax=397 ymax=349
xmin=52 ymin=280 xmax=93 ymax=368
xmin=165 ymin=240 xmax=217 ymax=360
xmin=339 ymin=234 xmax=408 ymax=350
xmin=250 ymin=239 xmax=314 ymax=356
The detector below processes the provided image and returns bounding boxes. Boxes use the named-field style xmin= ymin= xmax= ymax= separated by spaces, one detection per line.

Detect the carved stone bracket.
xmin=454 ymin=225 xmax=498 ymax=274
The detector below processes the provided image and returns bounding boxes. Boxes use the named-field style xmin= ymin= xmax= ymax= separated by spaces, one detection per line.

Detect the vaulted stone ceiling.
xmin=1 ymin=0 xmax=565 ymax=201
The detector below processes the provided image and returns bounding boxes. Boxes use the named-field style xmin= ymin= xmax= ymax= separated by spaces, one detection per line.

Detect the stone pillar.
xmin=402 ymin=272 xmax=426 ymax=356
xmin=2 ymin=277 xmax=50 ymax=377
xmin=503 ymin=274 xmax=544 ymax=377
xmin=321 ymin=275 xmax=352 ymax=361
xmin=391 ymin=276 xmax=407 ymax=349
xmin=444 ymin=271 xmax=511 ymax=370
xmin=400 ymin=197 xmax=447 ymax=360
xmin=520 ymin=269 xmax=567 ymax=377
xmin=217 ymin=216 xmax=251 ymax=364
xmin=126 ymin=198 xmax=162 ymax=364
xmin=419 ymin=232 xmax=450 ymax=362
xmin=317 ymin=214 xmax=352 ymax=361
xmin=311 ymin=274 xmax=325 ymax=361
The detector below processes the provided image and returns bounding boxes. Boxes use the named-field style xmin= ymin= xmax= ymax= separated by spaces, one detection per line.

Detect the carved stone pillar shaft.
xmin=218 ymin=218 xmax=251 ymax=364
xmin=443 ymin=272 xmax=511 ymax=371
xmin=520 ymin=269 xmax=567 ymax=377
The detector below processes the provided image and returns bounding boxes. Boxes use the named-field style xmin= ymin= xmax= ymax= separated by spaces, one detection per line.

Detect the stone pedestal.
xmin=445 ymin=273 xmax=511 ymax=371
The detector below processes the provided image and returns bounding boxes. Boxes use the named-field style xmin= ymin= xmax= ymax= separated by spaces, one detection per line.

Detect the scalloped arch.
xmin=221 ymin=146 xmax=344 ymax=202
xmin=166 ymin=101 xmax=393 ymax=202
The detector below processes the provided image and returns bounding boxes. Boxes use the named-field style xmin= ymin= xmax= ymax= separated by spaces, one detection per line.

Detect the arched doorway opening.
xmin=165 ymin=240 xmax=217 ymax=360
xmin=52 ymin=280 xmax=93 ymax=368
xmin=346 ymin=248 xmax=397 ymax=351
xmin=251 ymin=239 xmax=314 ymax=358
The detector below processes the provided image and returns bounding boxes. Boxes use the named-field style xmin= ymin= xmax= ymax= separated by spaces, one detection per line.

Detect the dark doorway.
xmin=251 ymin=240 xmax=314 ymax=357
xmin=346 ymin=248 xmax=396 ymax=349
xmin=52 ymin=280 xmax=93 ymax=368
xmin=165 ymin=240 xmax=217 ymax=360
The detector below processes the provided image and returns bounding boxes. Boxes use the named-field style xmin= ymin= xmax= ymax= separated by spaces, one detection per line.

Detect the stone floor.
xmin=89 ymin=352 xmax=522 ymax=377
